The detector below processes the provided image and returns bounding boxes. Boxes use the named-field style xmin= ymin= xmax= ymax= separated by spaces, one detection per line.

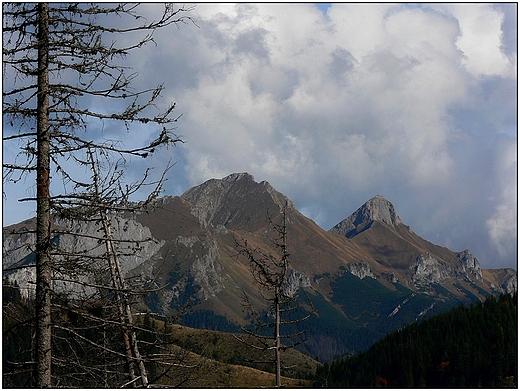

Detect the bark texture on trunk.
xmin=35 ymin=2 xmax=52 ymax=387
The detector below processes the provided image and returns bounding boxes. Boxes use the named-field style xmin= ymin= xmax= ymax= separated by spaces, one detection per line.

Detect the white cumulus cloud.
xmin=3 ymin=3 xmax=517 ymax=269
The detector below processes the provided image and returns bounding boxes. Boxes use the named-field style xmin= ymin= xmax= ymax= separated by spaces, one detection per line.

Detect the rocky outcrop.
xmin=411 ymin=250 xmax=487 ymax=286
xmin=389 ymin=293 xmax=416 ymax=317
xmin=346 ymin=261 xmax=375 ymax=280
xmin=411 ymin=252 xmax=451 ymax=284
xmin=501 ymin=275 xmax=517 ymax=294
xmin=4 ymin=261 xmax=36 ymax=299
xmin=2 ymin=226 xmax=35 ymax=269
xmin=3 ymin=225 xmax=37 ymax=299
xmin=382 ymin=272 xmax=399 ymax=284
xmin=283 ymin=269 xmax=311 ymax=297
xmin=189 ymin=238 xmax=225 ymax=300
xmin=133 ymin=234 xmax=226 ymax=312
xmin=56 ymin=215 xmax=162 ymax=274
xmin=490 ymin=274 xmax=518 ymax=295
xmin=329 ymin=195 xmax=403 ymax=238
xmin=149 ymin=235 xmax=225 ymax=306
xmin=456 ymin=250 xmax=483 ymax=282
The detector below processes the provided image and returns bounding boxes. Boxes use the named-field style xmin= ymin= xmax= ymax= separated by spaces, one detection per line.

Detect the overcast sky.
xmin=3 ymin=3 xmax=517 ymax=269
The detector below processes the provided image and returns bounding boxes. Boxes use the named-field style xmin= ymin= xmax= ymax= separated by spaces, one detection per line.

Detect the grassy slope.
xmin=138 ymin=319 xmax=319 ymax=387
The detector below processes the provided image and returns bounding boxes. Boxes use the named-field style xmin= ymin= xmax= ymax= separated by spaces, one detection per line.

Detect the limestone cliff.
xmin=3 ymin=214 xmax=163 ymax=299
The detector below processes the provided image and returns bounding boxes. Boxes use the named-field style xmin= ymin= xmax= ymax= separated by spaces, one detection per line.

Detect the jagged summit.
xmin=329 ymin=195 xmax=403 ymax=238
xmin=222 ymin=172 xmax=255 ymax=182
xmin=180 ymin=172 xmax=292 ymax=229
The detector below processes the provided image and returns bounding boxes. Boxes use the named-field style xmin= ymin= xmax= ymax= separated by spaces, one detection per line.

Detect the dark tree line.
xmin=315 ymin=293 xmax=517 ymax=388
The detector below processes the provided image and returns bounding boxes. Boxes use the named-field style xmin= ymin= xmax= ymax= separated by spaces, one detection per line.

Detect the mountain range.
xmin=3 ymin=172 xmax=517 ymax=361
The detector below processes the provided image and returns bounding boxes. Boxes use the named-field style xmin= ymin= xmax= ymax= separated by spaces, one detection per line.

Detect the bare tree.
xmin=234 ymin=204 xmax=314 ymax=387
xmin=3 ymin=3 xmax=194 ymax=387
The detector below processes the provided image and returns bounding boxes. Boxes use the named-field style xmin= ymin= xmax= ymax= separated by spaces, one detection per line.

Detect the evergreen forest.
xmin=315 ymin=293 xmax=517 ymax=388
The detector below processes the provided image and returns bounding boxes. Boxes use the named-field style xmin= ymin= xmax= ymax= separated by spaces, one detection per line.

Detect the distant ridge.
xmin=329 ymin=195 xmax=403 ymax=238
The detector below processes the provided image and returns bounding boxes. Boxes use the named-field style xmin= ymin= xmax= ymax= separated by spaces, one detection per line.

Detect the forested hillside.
xmin=315 ymin=293 xmax=517 ymax=388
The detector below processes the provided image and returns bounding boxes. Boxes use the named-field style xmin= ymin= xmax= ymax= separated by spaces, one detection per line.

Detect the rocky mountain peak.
xmin=222 ymin=172 xmax=255 ymax=182
xmin=329 ymin=195 xmax=403 ymax=238
xmin=180 ymin=172 xmax=292 ymax=229
xmin=364 ymin=195 xmax=403 ymax=226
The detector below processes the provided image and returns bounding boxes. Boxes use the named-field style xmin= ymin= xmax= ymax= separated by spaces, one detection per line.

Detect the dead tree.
xmin=3 ymin=148 xmax=200 ymax=387
xmin=44 ymin=147 xmax=198 ymax=388
xmin=234 ymin=204 xmax=314 ymax=387
xmin=88 ymin=147 xmax=149 ymax=387
xmin=3 ymin=3 xmax=194 ymax=387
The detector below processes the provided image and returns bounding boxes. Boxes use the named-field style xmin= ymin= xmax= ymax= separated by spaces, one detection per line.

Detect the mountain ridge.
xmin=2 ymin=172 xmax=517 ymax=360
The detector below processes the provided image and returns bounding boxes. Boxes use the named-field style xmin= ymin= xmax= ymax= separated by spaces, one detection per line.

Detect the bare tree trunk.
xmin=35 ymin=3 xmax=52 ymax=387
xmin=235 ymin=204 xmax=313 ymax=388
xmin=275 ymin=205 xmax=288 ymax=388
xmin=275 ymin=289 xmax=281 ymax=388
xmin=101 ymin=211 xmax=149 ymax=387
xmin=4 ymin=4 xmax=194 ymax=385
xmin=90 ymin=150 xmax=149 ymax=388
